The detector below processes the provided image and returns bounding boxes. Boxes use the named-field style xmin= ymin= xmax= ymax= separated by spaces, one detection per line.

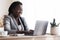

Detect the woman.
xmin=4 ymin=1 xmax=33 ymax=35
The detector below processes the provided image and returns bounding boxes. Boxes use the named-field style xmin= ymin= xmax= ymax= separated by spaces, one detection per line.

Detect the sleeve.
xmin=4 ymin=15 xmax=17 ymax=34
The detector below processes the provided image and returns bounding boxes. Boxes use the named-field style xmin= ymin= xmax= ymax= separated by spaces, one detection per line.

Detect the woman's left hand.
xmin=25 ymin=30 xmax=34 ymax=35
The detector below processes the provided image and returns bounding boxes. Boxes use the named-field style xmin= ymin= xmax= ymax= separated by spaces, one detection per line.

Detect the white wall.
xmin=20 ymin=0 xmax=60 ymax=33
xmin=0 ymin=0 xmax=13 ymax=17
xmin=0 ymin=0 xmax=60 ymax=33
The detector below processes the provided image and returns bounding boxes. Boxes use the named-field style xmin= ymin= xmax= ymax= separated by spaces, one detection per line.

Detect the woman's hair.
xmin=8 ymin=1 xmax=22 ymax=15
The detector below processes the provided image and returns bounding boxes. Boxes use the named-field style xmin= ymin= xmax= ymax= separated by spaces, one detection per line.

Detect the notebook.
xmin=33 ymin=20 xmax=48 ymax=36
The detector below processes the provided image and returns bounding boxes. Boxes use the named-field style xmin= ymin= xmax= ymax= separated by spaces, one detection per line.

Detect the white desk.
xmin=0 ymin=35 xmax=60 ymax=40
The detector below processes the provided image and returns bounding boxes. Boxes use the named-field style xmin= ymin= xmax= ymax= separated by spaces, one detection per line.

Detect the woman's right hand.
xmin=16 ymin=31 xmax=25 ymax=34
xmin=16 ymin=30 xmax=34 ymax=35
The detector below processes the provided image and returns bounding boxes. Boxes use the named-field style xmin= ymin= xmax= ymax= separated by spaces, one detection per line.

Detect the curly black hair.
xmin=8 ymin=1 xmax=22 ymax=15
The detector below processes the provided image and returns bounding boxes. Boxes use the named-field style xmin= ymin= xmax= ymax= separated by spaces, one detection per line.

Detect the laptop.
xmin=33 ymin=20 xmax=48 ymax=36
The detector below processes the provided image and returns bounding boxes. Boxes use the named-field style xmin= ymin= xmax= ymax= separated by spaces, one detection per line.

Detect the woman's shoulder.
xmin=4 ymin=15 xmax=12 ymax=19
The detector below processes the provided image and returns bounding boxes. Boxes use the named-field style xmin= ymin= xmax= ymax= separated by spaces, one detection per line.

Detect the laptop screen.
xmin=33 ymin=20 xmax=48 ymax=36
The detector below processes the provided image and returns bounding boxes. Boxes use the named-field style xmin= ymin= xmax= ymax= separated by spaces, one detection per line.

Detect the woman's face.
xmin=12 ymin=5 xmax=22 ymax=18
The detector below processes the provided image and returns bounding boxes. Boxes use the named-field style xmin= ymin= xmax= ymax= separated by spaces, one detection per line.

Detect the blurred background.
xmin=0 ymin=0 xmax=60 ymax=33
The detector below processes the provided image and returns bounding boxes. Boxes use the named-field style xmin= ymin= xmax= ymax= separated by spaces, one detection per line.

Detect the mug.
xmin=0 ymin=31 xmax=8 ymax=36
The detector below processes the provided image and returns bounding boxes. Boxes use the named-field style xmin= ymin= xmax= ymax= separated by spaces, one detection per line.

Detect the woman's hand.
xmin=16 ymin=30 xmax=34 ymax=35
xmin=29 ymin=30 xmax=34 ymax=34
xmin=24 ymin=30 xmax=34 ymax=35
xmin=16 ymin=31 xmax=29 ymax=34
xmin=16 ymin=31 xmax=25 ymax=34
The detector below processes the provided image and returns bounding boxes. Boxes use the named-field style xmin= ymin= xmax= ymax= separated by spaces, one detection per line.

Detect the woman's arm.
xmin=4 ymin=15 xmax=17 ymax=34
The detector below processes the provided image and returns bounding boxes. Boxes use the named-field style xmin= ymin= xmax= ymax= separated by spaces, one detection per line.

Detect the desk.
xmin=0 ymin=35 xmax=60 ymax=40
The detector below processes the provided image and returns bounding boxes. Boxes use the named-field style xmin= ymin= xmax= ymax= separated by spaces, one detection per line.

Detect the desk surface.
xmin=0 ymin=35 xmax=60 ymax=40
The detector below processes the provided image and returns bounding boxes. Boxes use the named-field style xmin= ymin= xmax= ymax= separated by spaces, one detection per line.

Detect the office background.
xmin=0 ymin=0 xmax=60 ymax=33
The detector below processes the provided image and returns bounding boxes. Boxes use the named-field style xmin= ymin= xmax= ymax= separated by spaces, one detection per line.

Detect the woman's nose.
xmin=17 ymin=10 xmax=20 ymax=13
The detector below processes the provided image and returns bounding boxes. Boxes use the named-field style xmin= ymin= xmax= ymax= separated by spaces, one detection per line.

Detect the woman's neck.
xmin=14 ymin=16 xmax=19 ymax=20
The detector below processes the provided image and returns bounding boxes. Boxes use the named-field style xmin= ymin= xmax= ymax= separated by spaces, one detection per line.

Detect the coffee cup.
xmin=0 ymin=31 xmax=8 ymax=36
